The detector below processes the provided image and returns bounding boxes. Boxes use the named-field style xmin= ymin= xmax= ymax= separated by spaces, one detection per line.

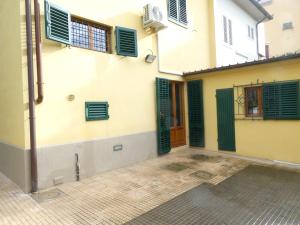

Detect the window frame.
xmin=70 ymin=16 xmax=113 ymax=54
xmin=244 ymin=86 xmax=263 ymax=118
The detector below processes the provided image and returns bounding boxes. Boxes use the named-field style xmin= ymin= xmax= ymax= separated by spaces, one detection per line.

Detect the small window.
xmin=223 ymin=16 xmax=233 ymax=45
xmin=71 ymin=17 xmax=112 ymax=53
xmin=251 ymin=28 xmax=254 ymax=40
xmin=244 ymin=86 xmax=263 ymax=117
xmin=85 ymin=102 xmax=109 ymax=121
xmin=168 ymin=0 xmax=188 ymax=26
xmin=223 ymin=16 xmax=228 ymax=43
xmin=282 ymin=22 xmax=294 ymax=30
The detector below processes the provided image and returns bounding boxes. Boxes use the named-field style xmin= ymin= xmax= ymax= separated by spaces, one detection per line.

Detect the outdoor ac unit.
xmin=143 ymin=4 xmax=167 ymax=31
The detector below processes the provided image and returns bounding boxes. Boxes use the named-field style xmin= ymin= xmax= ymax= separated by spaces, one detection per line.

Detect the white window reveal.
xmin=223 ymin=16 xmax=233 ymax=45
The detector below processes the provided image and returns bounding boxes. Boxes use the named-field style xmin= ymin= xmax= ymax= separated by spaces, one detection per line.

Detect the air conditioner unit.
xmin=143 ymin=4 xmax=167 ymax=31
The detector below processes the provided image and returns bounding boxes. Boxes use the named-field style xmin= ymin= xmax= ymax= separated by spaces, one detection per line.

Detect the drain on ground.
xmin=163 ymin=163 xmax=190 ymax=172
xmin=190 ymin=170 xmax=215 ymax=180
xmin=191 ymin=154 xmax=223 ymax=162
xmin=31 ymin=188 xmax=66 ymax=203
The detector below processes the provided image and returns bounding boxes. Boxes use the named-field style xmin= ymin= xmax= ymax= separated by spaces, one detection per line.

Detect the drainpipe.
xmin=34 ymin=0 xmax=44 ymax=104
xmin=256 ymin=17 xmax=266 ymax=59
xmin=25 ymin=0 xmax=38 ymax=193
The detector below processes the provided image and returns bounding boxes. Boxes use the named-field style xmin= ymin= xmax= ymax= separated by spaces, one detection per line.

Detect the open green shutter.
xmin=45 ymin=1 xmax=71 ymax=45
xmin=156 ymin=78 xmax=171 ymax=154
xmin=115 ymin=27 xmax=138 ymax=57
xmin=263 ymin=81 xmax=300 ymax=120
xmin=187 ymin=80 xmax=205 ymax=147
xmin=179 ymin=0 xmax=188 ymax=25
xmin=168 ymin=0 xmax=178 ymax=21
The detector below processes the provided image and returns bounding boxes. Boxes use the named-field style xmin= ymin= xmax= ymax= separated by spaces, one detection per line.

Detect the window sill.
xmin=168 ymin=18 xmax=188 ymax=29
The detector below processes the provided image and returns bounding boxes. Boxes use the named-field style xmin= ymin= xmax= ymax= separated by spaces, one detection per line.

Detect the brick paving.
xmin=1 ymin=148 xmax=249 ymax=224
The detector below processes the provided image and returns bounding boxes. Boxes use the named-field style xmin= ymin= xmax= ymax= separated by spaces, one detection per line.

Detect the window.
xmin=248 ymin=25 xmax=254 ymax=40
xmin=244 ymin=86 xmax=263 ymax=117
xmin=71 ymin=17 xmax=112 ymax=53
xmin=282 ymin=22 xmax=294 ymax=30
xmin=223 ymin=16 xmax=233 ymax=45
xmin=168 ymin=0 xmax=188 ymax=26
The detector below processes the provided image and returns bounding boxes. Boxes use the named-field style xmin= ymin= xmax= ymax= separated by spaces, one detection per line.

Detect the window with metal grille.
xmin=244 ymin=86 xmax=263 ymax=117
xmin=71 ymin=17 xmax=112 ymax=53
xmin=168 ymin=0 xmax=188 ymax=26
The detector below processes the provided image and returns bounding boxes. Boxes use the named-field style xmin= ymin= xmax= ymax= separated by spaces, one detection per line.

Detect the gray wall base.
xmin=38 ymin=131 xmax=157 ymax=190
xmin=0 ymin=142 xmax=31 ymax=193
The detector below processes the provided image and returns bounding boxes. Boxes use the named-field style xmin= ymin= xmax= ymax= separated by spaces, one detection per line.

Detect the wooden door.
xmin=170 ymin=82 xmax=186 ymax=148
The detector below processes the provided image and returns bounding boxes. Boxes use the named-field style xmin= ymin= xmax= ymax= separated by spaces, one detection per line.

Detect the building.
xmin=258 ymin=0 xmax=300 ymax=56
xmin=212 ymin=0 xmax=272 ymax=67
xmin=1 ymin=0 xmax=293 ymax=195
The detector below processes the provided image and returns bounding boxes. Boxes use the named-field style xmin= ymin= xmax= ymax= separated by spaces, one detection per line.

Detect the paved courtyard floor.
xmin=0 ymin=148 xmax=299 ymax=225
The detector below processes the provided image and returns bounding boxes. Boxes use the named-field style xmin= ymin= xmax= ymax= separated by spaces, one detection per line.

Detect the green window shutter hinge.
xmin=85 ymin=102 xmax=109 ymax=121
xmin=115 ymin=26 xmax=138 ymax=57
xmin=45 ymin=0 xmax=71 ymax=45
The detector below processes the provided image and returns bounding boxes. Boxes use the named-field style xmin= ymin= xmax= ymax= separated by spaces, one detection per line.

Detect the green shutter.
xmin=187 ymin=80 xmax=205 ymax=147
xmin=85 ymin=102 xmax=109 ymax=121
xmin=168 ymin=0 xmax=178 ymax=21
xmin=45 ymin=1 xmax=71 ymax=45
xmin=115 ymin=27 xmax=138 ymax=57
xmin=216 ymin=88 xmax=236 ymax=151
xmin=179 ymin=0 xmax=188 ymax=25
xmin=263 ymin=81 xmax=300 ymax=120
xmin=156 ymin=78 xmax=171 ymax=154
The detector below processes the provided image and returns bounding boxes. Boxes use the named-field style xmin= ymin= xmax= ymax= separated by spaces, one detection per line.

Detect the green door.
xmin=216 ymin=88 xmax=236 ymax=151
xmin=156 ymin=78 xmax=171 ymax=154
xmin=187 ymin=80 xmax=205 ymax=147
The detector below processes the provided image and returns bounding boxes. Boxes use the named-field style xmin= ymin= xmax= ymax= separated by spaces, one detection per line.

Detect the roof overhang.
xmin=233 ymin=0 xmax=273 ymax=22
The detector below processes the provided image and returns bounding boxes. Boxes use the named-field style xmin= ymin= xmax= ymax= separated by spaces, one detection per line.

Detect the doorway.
xmin=169 ymin=81 xmax=186 ymax=148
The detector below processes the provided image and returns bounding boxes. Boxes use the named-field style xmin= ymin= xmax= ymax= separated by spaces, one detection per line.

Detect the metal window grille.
xmin=71 ymin=17 xmax=112 ymax=53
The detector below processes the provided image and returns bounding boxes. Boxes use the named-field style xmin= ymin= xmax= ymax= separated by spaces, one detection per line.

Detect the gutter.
xmin=25 ymin=0 xmax=38 ymax=193
xmin=34 ymin=0 xmax=44 ymax=104
xmin=255 ymin=17 xmax=266 ymax=59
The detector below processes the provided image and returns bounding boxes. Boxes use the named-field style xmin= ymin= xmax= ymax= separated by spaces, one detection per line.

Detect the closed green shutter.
xmin=179 ymin=0 xmax=188 ymax=25
xmin=45 ymin=1 xmax=71 ymax=45
xmin=216 ymin=89 xmax=236 ymax=151
xmin=85 ymin=102 xmax=109 ymax=121
xmin=115 ymin=27 xmax=138 ymax=57
xmin=168 ymin=0 xmax=178 ymax=21
xmin=263 ymin=81 xmax=300 ymax=120
xmin=187 ymin=80 xmax=205 ymax=147
xmin=156 ymin=78 xmax=171 ymax=154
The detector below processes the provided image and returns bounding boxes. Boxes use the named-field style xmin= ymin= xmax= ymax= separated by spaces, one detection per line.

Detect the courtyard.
xmin=0 ymin=148 xmax=299 ymax=225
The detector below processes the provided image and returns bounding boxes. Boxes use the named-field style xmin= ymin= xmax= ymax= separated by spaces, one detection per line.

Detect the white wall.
xmin=214 ymin=0 xmax=259 ymax=67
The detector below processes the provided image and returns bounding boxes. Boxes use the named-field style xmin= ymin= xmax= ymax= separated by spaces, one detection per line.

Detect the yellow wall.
xmin=19 ymin=0 xmax=213 ymax=148
xmin=186 ymin=58 xmax=300 ymax=164
xmin=0 ymin=0 xmax=25 ymax=148
xmin=263 ymin=0 xmax=300 ymax=56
